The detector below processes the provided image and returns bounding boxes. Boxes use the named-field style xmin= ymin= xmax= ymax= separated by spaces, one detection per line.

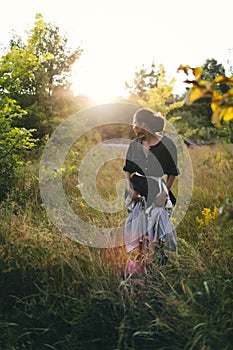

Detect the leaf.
xmin=214 ymin=75 xmax=226 ymax=84
xmin=184 ymin=79 xmax=199 ymax=85
xmin=192 ymin=67 xmax=203 ymax=79
xmin=189 ymin=86 xmax=211 ymax=103
xmin=184 ymin=79 xmax=211 ymax=89
xmin=212 ymin=107 xmax=232 ymax=125
xmin=211 ymin=102 xmax=219 ymax=113
xmin=177 ymin=64 xmax=191 ymax=75
xmin=197 ymin=79 xmax=212 ymax=88
xmin=203 ymin=281 xmax=210 ymax=296
xmin=211 ymin=109 xmax=222 ymax=127
xmin=214 ymin=75 xmax=233 ymax=84
xmin=222 ymin=106 xmax=233 ymax=122
xmin=211 ymin=95 xmax=223 ymax=112
xmin=223 ymin=88 xmax=233 ymax=99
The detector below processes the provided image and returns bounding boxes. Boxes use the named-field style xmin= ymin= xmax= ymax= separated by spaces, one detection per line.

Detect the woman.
xmin=123 ymin=108 xmax=179 ymax=267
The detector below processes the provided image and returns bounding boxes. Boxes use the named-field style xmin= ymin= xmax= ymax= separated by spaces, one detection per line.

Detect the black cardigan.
xmin=123 ymin=135 xmax=179 ymax=204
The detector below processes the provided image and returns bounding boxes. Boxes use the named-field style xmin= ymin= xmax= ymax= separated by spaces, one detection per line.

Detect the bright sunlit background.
xmin=1 ymin=0 xmax=232 ymax=104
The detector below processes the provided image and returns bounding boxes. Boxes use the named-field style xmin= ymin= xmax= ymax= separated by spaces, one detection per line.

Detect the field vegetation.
xmin=0 ymin=14 xmax=233 ymax=350
xmin=0 ymin=142 xmax=232 ymax=350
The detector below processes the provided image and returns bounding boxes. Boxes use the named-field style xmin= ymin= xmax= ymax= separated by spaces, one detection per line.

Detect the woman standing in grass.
xmin=123 ymin=108 xmax=179 ymax=269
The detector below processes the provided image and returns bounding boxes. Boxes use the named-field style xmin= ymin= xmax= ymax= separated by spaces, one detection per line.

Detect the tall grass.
xmin=0 ymin=143 xmax=232 ymax=349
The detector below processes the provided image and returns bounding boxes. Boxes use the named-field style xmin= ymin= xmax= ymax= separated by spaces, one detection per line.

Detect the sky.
xmin=1 ymin=0 xmax=233 ymax=103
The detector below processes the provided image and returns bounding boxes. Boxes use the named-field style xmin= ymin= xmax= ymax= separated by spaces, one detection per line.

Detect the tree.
xmin=178 ymin=62 xmax=233 ymax=131
xmin=201 ymin=58 xmax=229 ymax=94
xmin=0 ymin=97 xmax=37 ymax=200
xmin=201 ymin=58 xmax=226 ymax=80
xmin=0 ymin=14 xmax=83 ymax=138
xmin=173 ymin=59 xmax=232 ymax=141
xmin=125 ymin=62 xmax=160 ymax=102
xmin=138 ymin=65 xmax=184 ymax=117
xmin=27 ymin=14 xmax=82 ymax=96
xmin=124 ymin=63 xmax=184 ymax=140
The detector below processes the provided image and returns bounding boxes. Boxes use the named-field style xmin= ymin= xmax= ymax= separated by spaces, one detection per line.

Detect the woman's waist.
xmin=130 ymin=172 xmax=166 ymax=196
xmin=131 ymin=172 xmax=164 ymax=181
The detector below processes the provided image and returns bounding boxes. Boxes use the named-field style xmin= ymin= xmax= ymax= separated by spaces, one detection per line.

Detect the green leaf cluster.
xmin=0 ymin=97 xmax=37 ymax=200
xmin=125 ymin=63 xmax=184 ymax=119
xmin=178 ymin=59 xmax=233 ymax=128
xmin=0 ymin=13 xmax=83 ymax=139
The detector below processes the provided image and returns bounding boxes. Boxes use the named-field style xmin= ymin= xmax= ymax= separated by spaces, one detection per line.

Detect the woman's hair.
xmin=133 ymin=108 xmax=165 ymax=133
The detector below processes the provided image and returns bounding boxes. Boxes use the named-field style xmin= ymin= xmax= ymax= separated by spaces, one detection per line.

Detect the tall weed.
xmin=0 ymin=143 xmax=232 ymax=349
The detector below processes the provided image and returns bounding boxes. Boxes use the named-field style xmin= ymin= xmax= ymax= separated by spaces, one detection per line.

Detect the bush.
xmin=0 ymin=97 xmax=37 ymax=200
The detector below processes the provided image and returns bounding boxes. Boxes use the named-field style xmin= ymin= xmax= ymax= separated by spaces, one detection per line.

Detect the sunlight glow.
xmin=71 ymin=79 xmax=121 ymax=104
xmin=1 ymin=0 xmax=232 ymax=101
xmin=70 ymin=56 xmax=129 ymax=103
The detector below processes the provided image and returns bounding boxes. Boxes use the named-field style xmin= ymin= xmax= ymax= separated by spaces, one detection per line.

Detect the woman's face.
xmin=132 ymin=117 xmax=145 ymax=136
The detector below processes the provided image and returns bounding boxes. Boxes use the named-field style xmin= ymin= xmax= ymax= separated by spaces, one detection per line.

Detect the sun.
xmin=70 ymin=59 xmax=126 ymax=105
xmin=71 ymin=77 xmax=122 ymax=105
xmin=86 ymin=87 xmax=118 ymax=105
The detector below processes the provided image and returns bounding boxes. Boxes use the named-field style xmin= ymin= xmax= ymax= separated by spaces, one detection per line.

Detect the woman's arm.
xmin=154 ymin=175 xmax=176 ymax=207
xmin=124 ymin=171 xmax=139 ymax=200
xmin=166 ymin=174 xmax=176 ymax=190
xmin=125 ymin=171 xmax=132 ymax=192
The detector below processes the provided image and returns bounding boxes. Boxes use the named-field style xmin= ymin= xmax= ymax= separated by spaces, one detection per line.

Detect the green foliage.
xmin=0 ymin=45 xmax=39 ymax=96
xmin=0 ymin=13 xmax=83 ymax=138
xmin=168 ymin=99 xmax=213 ymax=141
xmin=168 ymin=58 xmax=233 ymax=142
xmin=0 ymin=97 xmax=37 ymax=200
xmin=178 ymin=60 xmax=233 ymax=129
xmin=28 ymin=14 xmax=82 ymax=93
xmin=125 ymin=62 xmax=161 ymax=102
xmin=201 ymin=58 xmax=229 ymax=94
xmin=139 ymin=65 xmax=184 ymax=117
xmin=201 ymin=58 xmax=226 ymax=80
xmin=0 ymin=143 xmax=232 ymax=349
xmin=126 ymin=63 xmax=185 ymax=135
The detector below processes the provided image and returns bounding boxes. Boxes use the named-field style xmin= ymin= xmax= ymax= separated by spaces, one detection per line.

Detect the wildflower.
xmin=171 ymin=217 xmax=177 ymax=225
xmin=215 ymin=152 xmax=221 ymax=162
xmin=79 ymin=201 xmax=86 ymax=209
xmin=126 ymin=259 xmax=142 ymax=275
xmin=196 ymin=216 xmax=204 ymax=227
xmin=196 ymin=206 xmax=218 ymax=227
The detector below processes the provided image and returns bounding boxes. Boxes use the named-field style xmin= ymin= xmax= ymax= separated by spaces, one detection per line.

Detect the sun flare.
xmin=70 ymin=55 xmax=128 ymax=105
xmin=71 ymin=77 xmax=124 ymax=105
xmin=86 ymin=88 xmax=118 ymax=105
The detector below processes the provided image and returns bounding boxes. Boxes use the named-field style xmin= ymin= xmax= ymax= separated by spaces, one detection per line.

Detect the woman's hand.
xmin=154 ymin=190 xmax=167 ymax=207
xmin=127 ymin=188 xmax=140 ymax=200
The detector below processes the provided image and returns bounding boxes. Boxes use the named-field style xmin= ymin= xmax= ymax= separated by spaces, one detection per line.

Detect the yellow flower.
xmin=212 ymin=206 xmax=219 ymax=218
xmin=196 ymin=206 xmax=218 ymax=227
xmin=196 ymin=216 xmax=204 ymax=227
xmin=79 ymin=201 xmax=86 ymax=209
xmin=215 ymin=152 xmax=221 ymax=161
xmin=171 ymin=217 xmax=177 ymax=224
xmin=201 ymin=207 xmax=210 ymax=214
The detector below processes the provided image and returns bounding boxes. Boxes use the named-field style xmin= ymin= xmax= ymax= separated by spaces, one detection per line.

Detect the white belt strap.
xmin=134 ymin=172 xmax=168 ymax=196
xmin=132 ymin=172 xmax=173 ymax=215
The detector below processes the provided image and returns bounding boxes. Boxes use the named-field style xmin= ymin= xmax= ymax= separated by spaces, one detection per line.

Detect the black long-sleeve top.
xmin=123 ymin=135 xmax=179 ymax=203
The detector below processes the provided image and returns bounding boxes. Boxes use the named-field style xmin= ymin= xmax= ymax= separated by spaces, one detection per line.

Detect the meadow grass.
xmin=0 ymin=142 xmax=232 ymax=349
